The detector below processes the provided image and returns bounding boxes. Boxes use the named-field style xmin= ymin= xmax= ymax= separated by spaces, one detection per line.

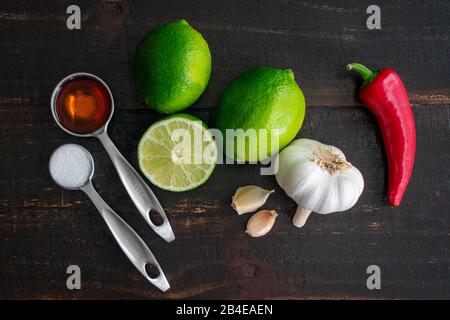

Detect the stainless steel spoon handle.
xmin=81 ymin=181 xmax=170 ymax=292
xmin=97 ymin=131 xmax=175 ymax=242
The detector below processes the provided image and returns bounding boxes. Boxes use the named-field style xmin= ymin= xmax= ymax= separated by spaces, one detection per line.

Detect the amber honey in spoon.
xmin=55 ymin=76 xmax=112 ymax=134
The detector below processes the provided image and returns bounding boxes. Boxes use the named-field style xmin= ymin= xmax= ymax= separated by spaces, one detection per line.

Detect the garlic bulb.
xmin=231 ymin=185 xmax=274 ymax=215
xmin=246 ymin=210 xmax=278 ymax=237
xmin=275 ymin=139 xmax=364 ymax=228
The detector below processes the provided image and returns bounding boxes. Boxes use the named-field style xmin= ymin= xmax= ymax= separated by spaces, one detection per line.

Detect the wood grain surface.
xmin=0 ymin=0 xmax=449 ymax=299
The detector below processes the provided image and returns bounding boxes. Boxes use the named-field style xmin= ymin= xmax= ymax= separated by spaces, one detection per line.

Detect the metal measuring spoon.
xmin=49 ymin=144 xmax=170 ymax=292
xmin=50 ymin=73 xmax=175 ymax=242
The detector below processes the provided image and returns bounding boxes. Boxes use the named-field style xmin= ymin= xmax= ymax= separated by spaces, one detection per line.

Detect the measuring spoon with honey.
xmin=51 ymin=73 xmax=175 ymax=242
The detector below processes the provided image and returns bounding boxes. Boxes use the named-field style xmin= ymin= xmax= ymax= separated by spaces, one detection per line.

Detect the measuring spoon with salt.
xmin=50 ymin=73 xmax=174 ymax=242
xmin=49 ymin=144 xmax=170 ymax=292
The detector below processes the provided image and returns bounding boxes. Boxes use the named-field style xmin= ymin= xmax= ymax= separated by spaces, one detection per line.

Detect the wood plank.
xmin=0 ymin=0 xmax=449 ymax=111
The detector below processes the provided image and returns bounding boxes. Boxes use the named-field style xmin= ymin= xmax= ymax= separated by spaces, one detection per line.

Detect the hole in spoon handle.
xmin=143 ymin=261 xmax=171 ymax=292
xmin=144 ymin=262 xmax=161 ymax=279
xmin=149 ymin=209 xmax=165 ymax=226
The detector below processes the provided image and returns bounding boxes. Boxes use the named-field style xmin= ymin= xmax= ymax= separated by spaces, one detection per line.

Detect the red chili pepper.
xmin=347 ymin=63 xmax=416 ymax=207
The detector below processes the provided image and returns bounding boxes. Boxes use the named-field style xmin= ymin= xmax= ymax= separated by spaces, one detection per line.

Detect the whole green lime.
xmin=133 ymin=19 xmax=211 ymax=114
xmin=216 ymin=67 xmax=306 ymax=161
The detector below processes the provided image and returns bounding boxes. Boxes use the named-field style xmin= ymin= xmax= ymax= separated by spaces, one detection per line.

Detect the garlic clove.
xmin=231 ymin=185 xmax=274 ymax=215
xmin=246 ymin=210 xmax=278 ymax=237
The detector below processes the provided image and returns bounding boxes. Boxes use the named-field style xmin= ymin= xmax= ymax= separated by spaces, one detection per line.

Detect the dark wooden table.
xmin=0 ymin=0 xmax=449 ymax=299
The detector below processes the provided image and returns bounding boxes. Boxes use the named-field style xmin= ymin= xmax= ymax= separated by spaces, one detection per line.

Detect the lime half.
xmin=138 ymin=114 xmax=217 ymax=192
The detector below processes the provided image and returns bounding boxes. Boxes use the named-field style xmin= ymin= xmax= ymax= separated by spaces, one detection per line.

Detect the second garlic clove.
xmin=231 ymin=185 xmax=274 ymax=215
xmin=246 ymin=210 xmax=279 ymax=237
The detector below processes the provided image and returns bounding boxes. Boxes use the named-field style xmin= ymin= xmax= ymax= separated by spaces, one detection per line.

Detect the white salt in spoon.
xmin=49 ymin=143 xmax=170 ymax=292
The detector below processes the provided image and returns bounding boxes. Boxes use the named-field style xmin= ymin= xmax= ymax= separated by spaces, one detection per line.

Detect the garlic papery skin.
xmin=246 ymin=210 xmax=278 ymax=237
xmin=275 ymin=138 xmax=364 ymax=228
xmin=231 ymin=185 xmax=274 ymax=215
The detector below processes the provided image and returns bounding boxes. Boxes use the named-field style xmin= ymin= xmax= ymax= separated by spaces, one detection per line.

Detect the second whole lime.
xmin=216 ymin=67 xmax=306 ymax=162
xmin=133 ymin=19 xmax=211 ymax=114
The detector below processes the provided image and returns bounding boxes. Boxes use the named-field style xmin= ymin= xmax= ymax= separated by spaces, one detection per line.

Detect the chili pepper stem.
xmin=346 ymin=63 xmax=377 ymax=86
